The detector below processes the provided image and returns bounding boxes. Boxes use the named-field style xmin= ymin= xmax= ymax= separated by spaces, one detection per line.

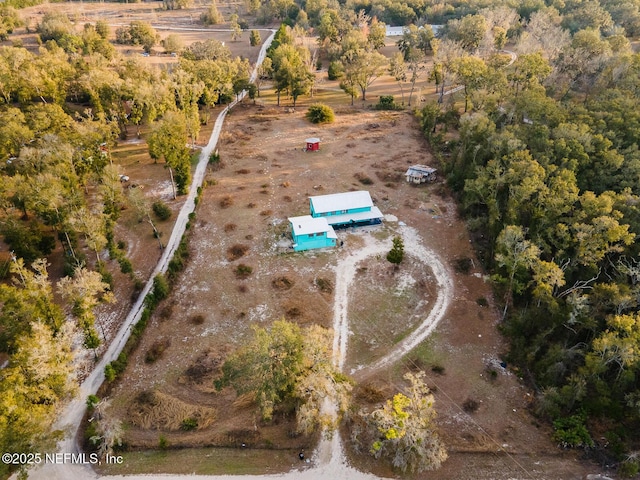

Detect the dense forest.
xmin=412 ymin=1 xmax=640 ymax=476
xmin=1 ymin=0 xmax=640 ymax=475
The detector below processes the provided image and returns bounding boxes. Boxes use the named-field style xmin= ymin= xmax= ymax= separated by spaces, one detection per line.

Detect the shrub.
xmin=354 ymin=172 xmax=374 ymax=185
xmin=181 ymin=417 xmax=198 ymax=431
xmin=272 ymin=276 xmax=294 ymax=290
xmin=119 ymin=257 xmax=133 ymax=274
xmin=619 ymin=460 xmax=640 ymax=478
xmin=153 ymin=273 xmax=169 ymax=307
xmin=374 ymin=95 xmax=402 ymax=110
xmin=105 ymin=364 xmax=116 ymax=382
xmin=552 ymin=413 xmax=594 ymax=448
xmin=146 ymin=339 xmax=171 ymax=363
xmin=235 ymin=263 xmax=253 ymax=279
xmin=220 ymin=195 xmax=234 ymax=208
xmin=159 ymin=435 xmax=169 ymax=450
xmin=86 ymin=394 xmax=100 ymax=409
xmin=227 ymin=244 xmax=249 ymax=261
xmin=462 ymin=398 xmax=479 ymax=413
xmin=152 ymin=201 xmax=172 ymax=221
xmin=249 ymin=29 xmax=261 ymax=46
xmin=327 ymin=61 xmax=343 ymax=80
xmin=315 ymin=277 xmax=333 ymax=293
xmin=306 ymin=103 xmax=335 ymax=124
xmin=453 ymin=257 xmax=473 ymax=274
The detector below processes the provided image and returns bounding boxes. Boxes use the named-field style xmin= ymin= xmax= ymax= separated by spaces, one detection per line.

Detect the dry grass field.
xmin=98 ymin=103 xmax=598 ymax=478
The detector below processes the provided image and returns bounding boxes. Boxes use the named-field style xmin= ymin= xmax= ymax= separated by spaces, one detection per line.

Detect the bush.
xmin=153 ymin=201 xmax=172 ymax=221
xmin=104 ymin=364 xmax=116 ymax=382
xmin=552 ymin=414 xmax=594 ymax=448
xmin=181 ymin=417 xmax=198 ymax=431
xmin=235 ymin=263 xmax=253 ymax=279
xmin=462 ymin=398 xmax=479 ymax=413
xmin=119 ymin=257 xmax=133 ymax=274
xmin=453 ymin=257 xmax=473 ymax=274
xmin=220 ymin=195 xmax=234 ymax=208
xmin=86 ymin=394 xmax=100 ymax=409
xmin=306 ymin=103 xmax=335 ymax=124
xmin=146 ymin=274 xmax=169 ymax=308
xmin=227 ymin=244 xmax=249 ymax=260
xmin=374 ymin=95 xmax=402 ymax=110
xmin=146 ymin=339 xmax=171 ymax=363
xmin=354 ymin=172 xmax=374 ymax=185
xmin=327 ymin=61 xmax=343 ymax=80
xmin=619 ymin=460 xmax=640 ymax=478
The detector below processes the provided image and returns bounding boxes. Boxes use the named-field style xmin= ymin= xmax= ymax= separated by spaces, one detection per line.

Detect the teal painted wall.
xmin=292 ymin=232 xmax=336 ymax=251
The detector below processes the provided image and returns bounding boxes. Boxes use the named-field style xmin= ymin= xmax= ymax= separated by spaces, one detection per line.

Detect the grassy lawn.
xmin=96 ymin=447 xmax=300 ymax=476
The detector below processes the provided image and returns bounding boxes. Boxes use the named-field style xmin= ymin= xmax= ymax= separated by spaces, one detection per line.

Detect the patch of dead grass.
xmin=128 ymin=390 xmax=216 ymax=431
xmin=227 ymin=244 xmax=249 ymax=261
xmin=220 ymin=195 xmax=234 ymax=208
xmin=271 ymin=276 xmax=294 ymax=290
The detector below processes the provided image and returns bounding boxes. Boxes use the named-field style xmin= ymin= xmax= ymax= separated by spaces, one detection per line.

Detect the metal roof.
xmin=324 ymin=207 xmax=384 ymax=226
xmin=288 ymin=215 xmax=334 ymax=236
xmin=406 ymin=164 xmax=437 ymax=176
xmin=305 ymin=137 xmax=320 ymax=143
xmin=310 ymin=191 xmax=373 ymax=214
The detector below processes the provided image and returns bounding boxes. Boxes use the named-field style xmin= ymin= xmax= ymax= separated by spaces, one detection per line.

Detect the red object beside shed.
xmin=305 ymin=137 xmax=320 ymax=151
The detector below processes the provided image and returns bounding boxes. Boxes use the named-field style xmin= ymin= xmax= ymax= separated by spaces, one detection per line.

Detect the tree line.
xmin=417 ymin=1 xmax=640 ymax=474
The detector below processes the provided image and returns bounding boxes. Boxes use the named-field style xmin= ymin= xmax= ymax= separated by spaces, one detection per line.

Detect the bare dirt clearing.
xmin=101 ymin=103 xmax=602 ymax=478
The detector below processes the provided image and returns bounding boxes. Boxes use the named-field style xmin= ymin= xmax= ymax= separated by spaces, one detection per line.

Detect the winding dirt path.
xmin=354 ymin=226 xmax=453 ymax=379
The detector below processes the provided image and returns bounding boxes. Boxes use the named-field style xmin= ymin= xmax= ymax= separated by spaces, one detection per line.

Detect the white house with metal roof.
xmin=309 ymin=191 xmax=383 ymax=227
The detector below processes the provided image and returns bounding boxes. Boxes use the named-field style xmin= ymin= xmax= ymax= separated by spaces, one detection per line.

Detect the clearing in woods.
xmin=102 ymin=104 xmax=598 ymax=479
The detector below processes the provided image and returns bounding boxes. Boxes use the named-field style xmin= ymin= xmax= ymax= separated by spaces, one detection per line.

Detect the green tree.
xmin=0 ymin=6 xmax=22 ymax=41
xmin=494 ymin=225 xmax=540 ymax=318
xmin=215 ymin=319 xmax=305 ymax=421
xmin=387 ymin=236 xmax=404 ymax=265
xmin=147 ymin=111 xmax=192 ymax=194
xmin=201 ymin=1 xmax=223 ymax=25
xmin=250 ymin=30 xmax=261 ymax=47
xmin=0 ymin=258 xmax=64 ymax=352
xmin=58 ymin=267 xmax=113 ymax=349
xmin=230 ymin=14 xmax=242 ymax=42
xmin=388 ymin=53 xmax=407 ymax=105
xmin=340 ymin=48 xmax=386 ymax=103
xmin=368 ymin=372 xmax=447 ymax=473
xmin=116 ymin=21 xmax=158 ymax=53
xmin=450 ymin=55 xmax=487 ymax=112
xmin=445 ymin=14 xmax=487 ymax=51
xmin=0 ymin=320 xmax=76 ymax=479
xmin=162 ymin=34 xmax=184 ymax=54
